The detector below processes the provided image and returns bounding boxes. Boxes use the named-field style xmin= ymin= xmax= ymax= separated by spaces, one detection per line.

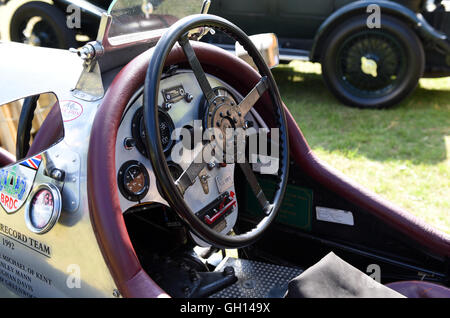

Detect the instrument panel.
xmin=115 ymin=70 xmax=266 ymax=242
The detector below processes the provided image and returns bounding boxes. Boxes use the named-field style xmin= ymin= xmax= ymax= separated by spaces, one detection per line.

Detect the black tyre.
xmin=9 ymin=1 xmax=76 ymax=49
xmin=321 ymin=15 xmax=425 ymax=108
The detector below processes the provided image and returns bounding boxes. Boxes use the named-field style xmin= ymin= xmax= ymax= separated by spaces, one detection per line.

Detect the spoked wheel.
xmin=322 ymin=16 xmax=425 ymax=108
xmin=9 ymin=2 xmax=76 ymax=49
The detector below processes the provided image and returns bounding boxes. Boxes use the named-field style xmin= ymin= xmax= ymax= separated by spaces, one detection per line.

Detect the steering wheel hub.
xmin=204 ymin=94 xmax=245 ymax=151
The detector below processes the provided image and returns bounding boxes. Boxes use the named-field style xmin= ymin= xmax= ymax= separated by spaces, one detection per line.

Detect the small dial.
xmin=25 ymin=183 xmax=61 ymax=234
xmin=158 ymin=111 xmax=174 ymax=152
xmin=167 ymin=161 xmax=184 ymax=181
xmin=118 ymin=161 xmax=150 ymax=201
xmin=132 ymin=107 xmax=175 ymax=157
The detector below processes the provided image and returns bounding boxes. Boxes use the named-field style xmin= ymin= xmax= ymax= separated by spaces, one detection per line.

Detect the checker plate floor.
xmin=210 ymin=257 xmax=302 ymax=298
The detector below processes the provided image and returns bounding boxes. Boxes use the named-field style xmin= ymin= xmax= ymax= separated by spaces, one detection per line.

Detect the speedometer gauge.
xmin=132 ymin=107 xmax=175 ymax=156
xmin=25 ymin=184 xmax=61 ymax=234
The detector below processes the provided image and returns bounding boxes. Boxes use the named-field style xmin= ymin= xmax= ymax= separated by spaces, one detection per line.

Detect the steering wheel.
xmin=144 ymin=14 xmax=289 ymax=248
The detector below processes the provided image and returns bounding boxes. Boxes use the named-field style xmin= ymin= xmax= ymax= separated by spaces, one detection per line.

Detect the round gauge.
xmin=25 ymin=184 xmax=61 ymax=234
xmin=132 ymin=107 xmax=175 ymax=156
xmin=158 ymin=110 xmax=175 ymax=153
xmin=118 ymin=160 xmax=150 ymax=202
xmin=167 ymin=161 xmax=184 ymax=181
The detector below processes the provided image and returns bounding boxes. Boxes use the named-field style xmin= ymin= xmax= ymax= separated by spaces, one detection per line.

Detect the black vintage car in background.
xmin=0 ymin=0 xmax=111 ymax=48
xmin=207 ymin=0 xmax=450 ymax=108
xmin=2 ymin=0 xmax=450 ymax=108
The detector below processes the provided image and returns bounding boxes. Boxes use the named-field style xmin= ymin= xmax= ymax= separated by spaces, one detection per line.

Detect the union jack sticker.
xmin=20 ymin=155 xmax=42 ymax=170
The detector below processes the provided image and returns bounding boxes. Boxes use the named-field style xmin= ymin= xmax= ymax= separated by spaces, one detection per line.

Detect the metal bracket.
xmin=70 ymin=41 xmax=105 ymax=101
xmin=70 ymin=13 xmax=111 ymax=102
xmin=45 ymin=149 xmax=81 ymax=213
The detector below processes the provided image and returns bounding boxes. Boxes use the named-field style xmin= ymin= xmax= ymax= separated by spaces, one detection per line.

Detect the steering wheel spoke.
xmin=238 ymin=76 xmax=269 ymax=119
xmin=238 ymin=161 xmax=271 ymax=214
xmin=178 ymin=34 xmax=216 ymax=105
xmin=174 ymin=143 xmax=209 ymax=195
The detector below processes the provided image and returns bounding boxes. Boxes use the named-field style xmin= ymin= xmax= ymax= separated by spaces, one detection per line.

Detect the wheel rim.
xmin=336 ymin=31 xmax=407 ymax=99
xmin=18 ymin=16 xmax=59 ymax=48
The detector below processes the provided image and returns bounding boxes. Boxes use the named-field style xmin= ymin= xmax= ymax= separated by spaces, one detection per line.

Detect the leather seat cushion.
xmin=386 ymin=280 xmax=450 ymax=298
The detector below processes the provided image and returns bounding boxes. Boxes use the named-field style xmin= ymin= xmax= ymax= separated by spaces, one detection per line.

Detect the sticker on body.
xmin=0 ymin=155 xmax=42 ymax=213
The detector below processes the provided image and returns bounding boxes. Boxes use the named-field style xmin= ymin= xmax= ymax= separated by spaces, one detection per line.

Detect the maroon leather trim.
xmin=88 ymin=48 xmax=168 ymax=298
xmin=386 ymin=281 xmax=450 ymax=298
xmin=0 ymin=147 xmax=15 ymax=168
xmin=88 ymin=40 xmax=449 ymax=298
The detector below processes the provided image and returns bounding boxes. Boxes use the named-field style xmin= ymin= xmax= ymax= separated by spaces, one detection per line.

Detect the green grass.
xmin=273 ymin=61 xmax=450 ymax=234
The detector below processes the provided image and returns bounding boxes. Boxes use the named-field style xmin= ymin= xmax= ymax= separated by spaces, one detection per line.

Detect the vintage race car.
xmin=0 ymin=0 xmax=448 ymax=298
xmin=208 ymin=0 xmax=450 ymax=108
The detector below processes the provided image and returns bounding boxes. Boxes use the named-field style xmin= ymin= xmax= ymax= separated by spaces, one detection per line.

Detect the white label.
xmin=215 ymin=175 xmax=233 ymax=193
xmin=316 ymin=206 xmax=354 ymax=226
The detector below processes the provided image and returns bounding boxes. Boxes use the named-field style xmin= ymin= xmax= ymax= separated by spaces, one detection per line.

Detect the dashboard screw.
xmin=207 ymin=162 xmax=216 ymax=170
xmin=185 ymin=93 xmax=194 ymax=103
xmin=50 ymin=168 xmax=65 ymax=181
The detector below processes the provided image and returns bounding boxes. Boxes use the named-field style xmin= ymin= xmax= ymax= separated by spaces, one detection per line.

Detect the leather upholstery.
xmin=386 ymin=280 xmax=450 ymax=298
xmin=88 ymin=47 xmax=168 ymax=298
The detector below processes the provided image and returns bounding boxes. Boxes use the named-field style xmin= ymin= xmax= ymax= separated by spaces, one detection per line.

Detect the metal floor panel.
xmin=210 ymin=257 xmax=302 ymax=298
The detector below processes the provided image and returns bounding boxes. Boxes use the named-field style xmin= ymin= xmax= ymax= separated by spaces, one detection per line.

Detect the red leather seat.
xmin=386 ymin=281 xmax=450 ymax=298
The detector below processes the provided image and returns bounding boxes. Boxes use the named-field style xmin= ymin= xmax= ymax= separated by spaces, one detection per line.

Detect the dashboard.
xmin=115 ymin=70 xmax=266 ymax=242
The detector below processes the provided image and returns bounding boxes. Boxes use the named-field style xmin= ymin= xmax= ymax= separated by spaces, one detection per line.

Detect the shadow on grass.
xmin=273 ymin=66 xmax=450 ymax=165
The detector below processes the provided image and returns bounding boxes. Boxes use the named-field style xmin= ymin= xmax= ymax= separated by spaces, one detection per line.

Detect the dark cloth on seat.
xmin=285 ymin=252 xmax=405 ymax=298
